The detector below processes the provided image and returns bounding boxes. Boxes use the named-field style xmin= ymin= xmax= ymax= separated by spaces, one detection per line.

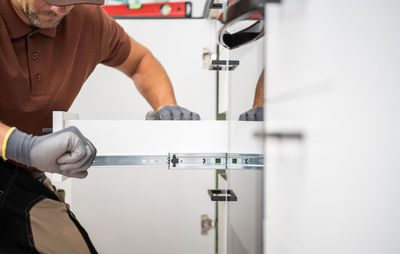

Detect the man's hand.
xmin=146 ymin=105 xmax=200 ymax=120
xmin=5 ymin=126 xmax=96 ymax=178
xmin=239 ymin=106 xmax=264 ymax=121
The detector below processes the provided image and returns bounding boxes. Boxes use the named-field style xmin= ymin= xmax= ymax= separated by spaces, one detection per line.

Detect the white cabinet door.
xmin=264 ymin=1 xmax=400 ymax=254
xmin=216 ymin=15 xmax=266 ymax=254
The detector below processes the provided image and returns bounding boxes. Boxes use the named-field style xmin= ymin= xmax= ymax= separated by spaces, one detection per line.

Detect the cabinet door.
xmin=265 ymin=1 xmax=400 ymax=254
xmin=217 ymin=20 xmax=266 ymax=254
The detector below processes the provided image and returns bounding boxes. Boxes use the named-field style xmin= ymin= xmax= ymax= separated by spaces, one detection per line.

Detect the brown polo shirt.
xmin=0 ymin=0 xmax=131 ymax=136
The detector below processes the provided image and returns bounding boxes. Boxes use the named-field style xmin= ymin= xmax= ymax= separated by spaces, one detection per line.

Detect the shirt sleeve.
xmin=97 ymin=7 xmax=131 ymax=67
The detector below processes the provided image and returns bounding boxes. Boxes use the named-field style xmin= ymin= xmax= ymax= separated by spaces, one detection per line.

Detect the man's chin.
xmin=29 ymin=14 xmax=64 ymax=28
xmin=32 ymin=19 xmax=62 ymax=28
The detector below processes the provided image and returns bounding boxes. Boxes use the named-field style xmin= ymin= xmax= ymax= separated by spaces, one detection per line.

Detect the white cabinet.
xmin=264 ymin=1 xmax=400 ymax=253
xmin=61 ymin=12 xmax=265 ymax=254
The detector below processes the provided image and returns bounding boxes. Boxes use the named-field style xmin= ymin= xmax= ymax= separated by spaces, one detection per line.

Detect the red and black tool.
xmin=102 ymin=2 xmax=192 ymax=18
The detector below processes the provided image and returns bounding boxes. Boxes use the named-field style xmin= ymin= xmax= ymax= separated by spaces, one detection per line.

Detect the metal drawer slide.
xmin=93 ymin=153 xmax=263 ymax=170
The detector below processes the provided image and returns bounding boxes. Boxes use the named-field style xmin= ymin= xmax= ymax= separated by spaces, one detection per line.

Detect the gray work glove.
xmin=239 ymin=106 xmax=264 ymax=121
xmin=146 ymin=105 xmax=200 ymax=120
xmin=5 ymin=126 xmax=96 ymax=179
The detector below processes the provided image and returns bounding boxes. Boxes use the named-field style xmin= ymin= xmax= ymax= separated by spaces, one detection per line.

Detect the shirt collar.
xmin=2 ymin=0 xmax=57 ymax=39
xmin=37 ymin=27 xmax=57 ymax=38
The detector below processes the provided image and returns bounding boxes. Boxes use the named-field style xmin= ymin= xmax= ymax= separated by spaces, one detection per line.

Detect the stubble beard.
xmin=26 ymin=5 xmax=64 ymax=28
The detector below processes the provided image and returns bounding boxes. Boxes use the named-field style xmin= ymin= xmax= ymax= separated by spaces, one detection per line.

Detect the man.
xmin=0 ymin=0 xmax=199 ymax=252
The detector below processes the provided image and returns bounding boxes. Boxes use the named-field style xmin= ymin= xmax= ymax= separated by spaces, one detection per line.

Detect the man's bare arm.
xmin=252 ymin=70 xmax=265 ymax=108
xmin=115 ymin=37 xmax=177 ymax=111
xmin=239 ymin=70 xmax=265 ymax=121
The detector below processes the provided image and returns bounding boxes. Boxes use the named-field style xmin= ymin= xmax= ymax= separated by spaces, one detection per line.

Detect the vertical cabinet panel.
xmin=217 ymin=10 xmax=266 ymax=254
xmin=265 ymin=1 xmax=400 ymax=254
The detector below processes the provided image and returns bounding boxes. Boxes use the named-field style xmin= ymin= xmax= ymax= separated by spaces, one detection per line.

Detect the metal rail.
xmin=93 ymin=153 xmax=264 ymax=170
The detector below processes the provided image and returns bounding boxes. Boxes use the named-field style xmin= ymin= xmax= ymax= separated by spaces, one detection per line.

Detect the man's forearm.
xmin=115 ymin=38 xmax=177 ymax=111
xmin=253 ymin=70 xmax=265 ymax=108
xmin=131 ymin=51 xmax=177 ymax=110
